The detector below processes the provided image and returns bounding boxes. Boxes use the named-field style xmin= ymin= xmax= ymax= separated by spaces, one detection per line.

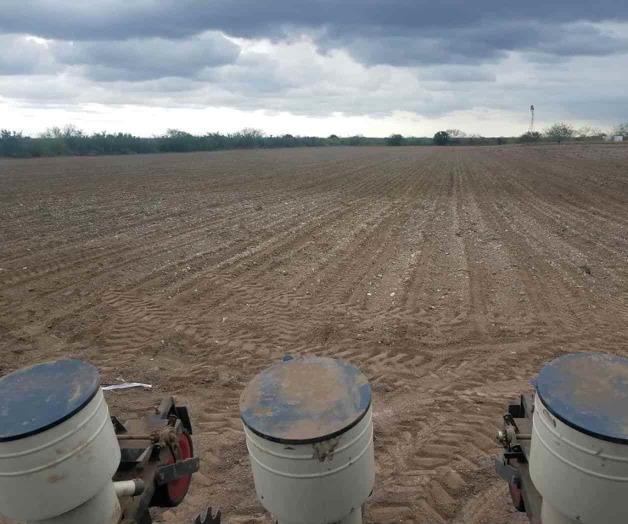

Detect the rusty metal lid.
xmin=0 ymin=359 xmax=100 ymax=442
xmin=536 ymin=352 xmax=628 ymax=444
xmin=240 ymin=356 xmax=371 ymax=444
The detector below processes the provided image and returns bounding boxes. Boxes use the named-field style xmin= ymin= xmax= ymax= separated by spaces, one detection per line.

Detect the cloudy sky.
xmin=1 ymin=1 xmax=627 ymax=137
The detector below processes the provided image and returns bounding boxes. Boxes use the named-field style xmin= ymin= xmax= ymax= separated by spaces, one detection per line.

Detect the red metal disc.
xmin=166 ymin=432 xmax=193 ymax=503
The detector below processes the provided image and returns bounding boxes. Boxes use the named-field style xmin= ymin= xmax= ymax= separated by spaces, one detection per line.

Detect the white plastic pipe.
xmin=114 ymin=479 xmax=145 ymax=497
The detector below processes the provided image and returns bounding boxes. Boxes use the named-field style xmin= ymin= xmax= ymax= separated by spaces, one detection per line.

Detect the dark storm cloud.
xmin=1 ymin=1 xmax=626 ymax=75
xmin=320 ymin=21 xmax=628 ymax=66
xmin=2 ymin=1 xmax=628 ymax=41
xmin=51 ymin=34 xmax=240 ymax=81
xmin=0 ymin=0 xmax=627 ymax=129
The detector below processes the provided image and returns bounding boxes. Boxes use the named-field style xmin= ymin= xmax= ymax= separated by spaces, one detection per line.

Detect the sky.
xmin=1 ymin=1 xmax=627 ymax=137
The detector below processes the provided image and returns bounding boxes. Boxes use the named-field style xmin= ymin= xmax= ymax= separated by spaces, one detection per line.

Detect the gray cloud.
xmin=2 ymin=2 xmax=627 ymax=70
xmin=532 ymin=23 xmax=628 ymax=57
xmin=0 ymin=1 xmax=627 ymax=133
xmin=2 ymin=1 xmax=628 ymax=41
xmin=420 ymin=66 xmax=496 ymax=83
xmin=320 ymin=21 xmax=628 ymax=67
xmin=51 ymin=33 xmax=240 ymax=81
xmin=0 ymin=34 xmax=57 ymax=74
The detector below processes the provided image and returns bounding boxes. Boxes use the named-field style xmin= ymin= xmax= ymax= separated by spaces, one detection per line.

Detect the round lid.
xmin=240 ymin=356 xmax=371 ymax=444
xmin=536 ymin=352 xmax=628 ymax=444
xmin=0 ymin=359 xmax=100 ymax=442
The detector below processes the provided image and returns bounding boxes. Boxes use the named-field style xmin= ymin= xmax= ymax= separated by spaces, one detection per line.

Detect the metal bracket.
xmin=155 ymin=457 xmax=200 ymax=486
xmin=495 ymin=458 xmax=518 ymax=482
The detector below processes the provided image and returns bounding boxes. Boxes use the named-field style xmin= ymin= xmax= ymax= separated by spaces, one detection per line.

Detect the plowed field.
xmin=1 ymin=145 xmax=627 ymax=523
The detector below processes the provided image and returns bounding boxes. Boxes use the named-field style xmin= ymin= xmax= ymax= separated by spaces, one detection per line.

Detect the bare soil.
xmin=1 ymin=145 xmax=626 ymax=523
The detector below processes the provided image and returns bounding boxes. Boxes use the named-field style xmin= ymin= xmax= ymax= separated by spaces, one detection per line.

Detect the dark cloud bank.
xmin=1 ymin=1 xmax=627 ymax=128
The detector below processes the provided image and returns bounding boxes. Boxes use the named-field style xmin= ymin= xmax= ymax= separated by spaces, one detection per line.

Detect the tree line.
xmin=430 ymin=123 xmax=627 ymax=146
xmin=1 ymin=122 xmax=626 ymax=158
xmin=0 ymin=127 xmax=341 ymax=158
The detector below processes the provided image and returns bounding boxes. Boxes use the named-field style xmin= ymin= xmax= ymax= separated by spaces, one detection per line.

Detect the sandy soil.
xmin=1 ymin=145 xmax=626 ymax=523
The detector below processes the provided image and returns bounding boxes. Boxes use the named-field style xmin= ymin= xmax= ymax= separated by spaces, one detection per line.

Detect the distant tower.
xmin=529 ymin=105 xmax=535 ymax=133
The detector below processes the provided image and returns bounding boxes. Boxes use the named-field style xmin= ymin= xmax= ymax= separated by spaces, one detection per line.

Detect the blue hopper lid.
xmin=240 ymin=356 xmax=372 ymax=444
xmin=536 ymin=352 xmax=628 ymax=444
xmin=0 ymin=359 xmax=100 ymax=442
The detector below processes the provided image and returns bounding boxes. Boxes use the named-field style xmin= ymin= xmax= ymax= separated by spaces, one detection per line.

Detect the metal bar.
xmin=519 ymin=462 xmax=542 ymax=524
xmin=117 ymin=434 xmax=154 ymax=441
xmin=494 ymin=458 xmax=518 ymax=482
xmin=155 ymin=457 xmax=200 ymax=486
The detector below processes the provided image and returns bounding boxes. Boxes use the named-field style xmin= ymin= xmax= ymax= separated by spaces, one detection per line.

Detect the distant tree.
xmin=519 ymin=131 xmax=541 ymax=143
xmin=165 ymin=128 xmax=193 ymax=138
xmin=328 ymin=134 xmax=340 ymax=140
xmin=575 ymin=126 xmax=606 ymax=139
xmin=347 ymin=135 xmax=365 ymax=146
xmin=614 ymin=123 xmax=628 ymax=137
xmin=230 ymin=128 xmax=265 ymax=149
xmin=243 ymin=128 xmax=264 ymax=138
xmin=433 ymin=131 xmax=450 ymax=146
xmin=61 ymin=124 xmax=84 ymax=138
xmin=40 ymin=126 xmax=63 ymax=139
xmin=385 ymin=134 xmax=404 ymax=146
xmin=0 ymin=129 xmax=26 ymax=157
xmin=162 ymin=129 xmax=195 ymax=152
xmin=279 ymin=134 xmax=298 ymax=147
xmin=39 ymin=126 xmax=71 ymax=155
xmin=446 ymin=128 xmax=466 ymax=138
xmin=544 ymin=122 xmax=575 ymax=144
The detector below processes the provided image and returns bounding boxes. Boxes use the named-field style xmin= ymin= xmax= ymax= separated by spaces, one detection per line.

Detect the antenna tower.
xmin=529 ymin=105 xmax=535 ymax=133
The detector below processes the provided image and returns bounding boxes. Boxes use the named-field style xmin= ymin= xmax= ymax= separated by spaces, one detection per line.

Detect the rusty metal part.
xmin=495 ymin=394 xmax=542 ymax=524
xmin=111 ymin=396 xmax=202 ymax=523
